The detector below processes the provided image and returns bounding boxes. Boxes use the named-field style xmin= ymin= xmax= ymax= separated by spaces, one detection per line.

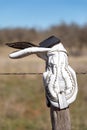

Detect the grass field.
xmin=0 ymin=46 xmax=87 ymax=130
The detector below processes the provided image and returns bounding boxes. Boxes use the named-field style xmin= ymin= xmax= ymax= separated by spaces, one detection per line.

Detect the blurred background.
xmin=0 ymin=0 xmax=87 ymax=130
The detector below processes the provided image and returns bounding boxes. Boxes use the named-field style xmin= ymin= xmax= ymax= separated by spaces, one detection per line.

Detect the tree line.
xmin=0 ymin=23 xmax=87 ymax=55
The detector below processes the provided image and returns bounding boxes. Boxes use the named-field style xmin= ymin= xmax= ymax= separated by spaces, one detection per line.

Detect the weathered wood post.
xmin=7 ymin=36 xmax=78 ymax=130
xmin=50 ymin=106 xmax=71 ymax=130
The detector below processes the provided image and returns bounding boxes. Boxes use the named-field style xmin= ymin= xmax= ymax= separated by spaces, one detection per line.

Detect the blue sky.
xmin=0 ymin=0 xmax=87 ymax=29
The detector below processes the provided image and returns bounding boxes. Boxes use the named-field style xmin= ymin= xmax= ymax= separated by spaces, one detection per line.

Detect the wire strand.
xmin=0 ymin=72 xmax=87 ymax=75
xmin=0 ymin=72 xmax=42 ymax=75
xmin=76 ymin=72 xmax=87 ymax=75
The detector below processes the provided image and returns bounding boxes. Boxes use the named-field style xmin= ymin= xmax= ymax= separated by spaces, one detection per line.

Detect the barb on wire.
xmin=0 ymin=72 xmax=87 ymax=75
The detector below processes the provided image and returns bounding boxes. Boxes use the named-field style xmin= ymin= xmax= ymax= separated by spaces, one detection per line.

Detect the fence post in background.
xmin=50 ymin=106 xmax=71 ymax=130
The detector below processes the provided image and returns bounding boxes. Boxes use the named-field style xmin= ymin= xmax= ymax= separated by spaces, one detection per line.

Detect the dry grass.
xmin=0 ymin=46 xmax=87 ymax=73
xmin=0 ymin=46 xmax=45 ymax=73
xmin=0 ymin=46 xmax=87 ymax=130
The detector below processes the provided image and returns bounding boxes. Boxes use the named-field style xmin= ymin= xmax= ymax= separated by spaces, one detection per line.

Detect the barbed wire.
xmin=76 ymin=72 xmax=87 ymax=75
xmin=0 ymin=72 xmax=42 ymax=75
xmin=0 ymin=72 xmax=87 ymax=75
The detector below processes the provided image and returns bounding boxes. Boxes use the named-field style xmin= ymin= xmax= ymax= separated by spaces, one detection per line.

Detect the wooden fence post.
xmin=50 ymin=105 xmax=71 ymax=130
